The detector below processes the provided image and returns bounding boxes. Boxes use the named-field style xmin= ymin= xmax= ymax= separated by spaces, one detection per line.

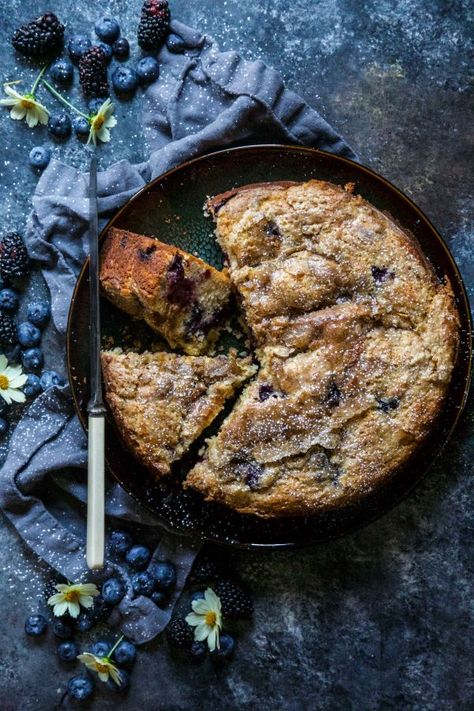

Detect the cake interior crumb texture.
xmin=101 ymin=349 xmax=256 ymax=478
xmin=100 ymin=227 xmax=232 ymax=355
xmin=184 ymin=179 xmax=460 ymax=517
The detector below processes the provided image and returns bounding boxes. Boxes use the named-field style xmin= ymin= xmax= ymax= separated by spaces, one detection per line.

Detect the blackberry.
xmin=0 ymin=233 xmax=30 ymax=280
xmin=0 ymin=312 xmax=17 ymax=346
xmin=12 ymin=13 xmax=64 ymax=58
xmin=189 ymin=555 xmax=220 ymax=584
xmin=166 ymin=617 xmax=193 ymax=650
xmin=137 ymin=0 xmax=170 ymax=51
xmin=79 ymin=46 xmax=109 ymax=98
xmin=214 ymin=579 xmax=253 ymax=618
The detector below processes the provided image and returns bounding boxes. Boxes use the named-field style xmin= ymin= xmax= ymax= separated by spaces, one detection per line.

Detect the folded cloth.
xmin=0 ymin=19 xmax=356 ymax=644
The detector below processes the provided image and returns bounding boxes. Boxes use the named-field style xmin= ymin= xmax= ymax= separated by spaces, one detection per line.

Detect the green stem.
xmin=41 ymin=79 xmax=90 ymax=120
xmin=30 ymin=64 xmax=48 ymax=95
xmin=105 ymin=635 xmax=124 ymax=661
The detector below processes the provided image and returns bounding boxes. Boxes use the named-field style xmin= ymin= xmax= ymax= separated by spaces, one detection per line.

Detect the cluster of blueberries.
xmin=30 ymin=15 xmax=165 ymax=155
xmin=23 ymin=529 xmax=178 ymax=701
xmin=0 ymin=288 xmax=63 ymax=435
xmin=104 ymin=529 xmax=177 ymax=604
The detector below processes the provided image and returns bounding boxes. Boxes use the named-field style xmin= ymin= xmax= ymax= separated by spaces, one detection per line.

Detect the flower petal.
xmin=8 ymin=374 xmax=27 ymax=388
xmin=53 ymin=601 xmax=69 ymax=617
xmin=98 ymin=671 xmax=109 ymax=683
xmin=10 ymin=105 xmax=26 ymax=121
xmin=191 ymin=599 xmax=210 ymax=615
xmin=26 ymin=110 xmax=39 ymax=128
xmin=4 ymin=85 xmax=22 ymax=100
xmin=194 ymin=622 xmax=211 ymax=642
xmin=67 ymin=601 xmax=80 ymax=618
xmin=204 ymin=587 xmax=221 ymax=612
xmin=0 ymin=354 xmax=8 ymax=370
xmin=207 ymin=626 xmax=218 ymax=652
xmin=185 ymin=612 xmax=203 ymax=627
xmin=97 ymin=126 xmax=111 ymax=143
xmin=0 ymin=391 xmax=12 ymax=405
xmin=7 ymin=388 xmax=25 ymax=403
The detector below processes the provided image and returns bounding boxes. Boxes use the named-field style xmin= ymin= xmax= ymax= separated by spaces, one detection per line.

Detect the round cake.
xmin=184 ymin=179 xmax=460 ymax=517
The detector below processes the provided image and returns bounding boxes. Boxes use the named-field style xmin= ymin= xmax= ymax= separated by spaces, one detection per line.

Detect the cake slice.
xmin=100 ymin=227 xmax=231 ymax=355
xmin=101 ymin=349 xmax=256 ymax=478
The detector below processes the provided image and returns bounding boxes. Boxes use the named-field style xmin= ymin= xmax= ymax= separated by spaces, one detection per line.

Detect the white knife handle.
xmin=87 ymin=414 xmax=105 ymax=570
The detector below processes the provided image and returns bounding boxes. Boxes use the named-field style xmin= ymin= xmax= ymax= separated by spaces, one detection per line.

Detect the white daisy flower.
xmin=0 ymin=355 xmax=27 ymax=404
xmin=0 ymin=84 xmax=49 ymax=128
xmin=47 ymin=582 xmax=99 ymax=618
xmin=87 ymin=98 xmax=117 ymax=145
xmin=185 ymin=587 xmax=222 ymax=651
xmin=77 ymin=652 xmax=122 ymax=685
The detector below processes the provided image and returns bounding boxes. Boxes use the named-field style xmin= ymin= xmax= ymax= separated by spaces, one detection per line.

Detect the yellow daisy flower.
xmin=0 ymin=85 xmax=49 ymax=128
xmin=77 ymin=652 xmax=122 ymax=685
xmin=87 ymin=98 xmax=117 ymax=145
xmin=0 ymin=355 xmax=27 ymax=405
xmin=47 ymin=582 xmax=99 ymax=618
xmin=185 ymin=587 xmax=222 ymax=651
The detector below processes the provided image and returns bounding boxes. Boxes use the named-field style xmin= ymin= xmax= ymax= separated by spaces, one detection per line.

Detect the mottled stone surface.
xmin=0 ymin=0 xmax=472 ymax=709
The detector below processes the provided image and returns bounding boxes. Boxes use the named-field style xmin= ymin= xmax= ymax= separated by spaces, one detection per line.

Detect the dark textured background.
xmin=0 ymin=1 xmax=472 ymax=709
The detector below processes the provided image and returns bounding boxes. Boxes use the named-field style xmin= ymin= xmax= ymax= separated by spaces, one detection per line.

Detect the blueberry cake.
xmin=184 ymin=180 xmax=459 ymax=516
xmin=100 ymin=227 xmax=231 ymax=355
xmin=101 ymin=349 xmax=255 ymax=478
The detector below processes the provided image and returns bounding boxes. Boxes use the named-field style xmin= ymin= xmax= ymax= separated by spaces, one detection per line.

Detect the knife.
xmin=86 ymin=152 xmax=105 ymax=570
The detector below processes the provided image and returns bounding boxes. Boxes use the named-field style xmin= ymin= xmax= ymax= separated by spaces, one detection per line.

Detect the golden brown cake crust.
xmin=185 ymin=179 xmax=460 ymax=517
xmin=101 ymin=349 xmax=255 ymax=478
xmin=100 ymin=227 xmax=231 ymax=355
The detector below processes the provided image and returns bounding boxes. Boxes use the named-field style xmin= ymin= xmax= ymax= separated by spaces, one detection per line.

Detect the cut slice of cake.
xmin=100 ymin=227 xmax=232 ymax=355
xmin=101 ymin=349 xmax=256 ymax=478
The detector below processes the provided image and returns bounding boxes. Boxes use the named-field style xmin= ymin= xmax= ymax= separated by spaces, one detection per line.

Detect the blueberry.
xmin=190 ymin=590 xmax=205 ymax=604
xmin=27 ymin=301 xmax=51 ymax=328
xmin=50 ymin=59 xmax=74 ymax=85
xmin=0 ymin=418 xmax=8 ymax=436
xmin=108 ymin=530 xmax=133 ymax=557
xmin=131 ymin=571 xmax=155 ymax=597
xmin=25 ymin=613 xmax=47 ymax=636
xmin=167 ymin=33 xmax=187 ymax=53
xmin=57 ymin=640 xmax=79 ymax=662
xmin=95 ymin=17 xmax=120 ymax=44
xmin=67 ymin=675 xmax=94 ymax=701
xmin=101 ymin=577 xmax=126 ymax=605
xmin=88 ymin=98 xmax=104 ymax=115
xmin=71 ymin=116 xmax=90 ymax=141
xmin=151 ymin=590 xmax=168 ymax=607
xmin=68 ymin=35 xmax=92 ymax=63
xmin=29 ymin=146 xmax=51 ymax=171
xmin=4 ymin=344 xmax=21 ymax=364
xmin=150 ymin=561 xmax=176 ymax=591
xmin=48 ymin=111 xmax=72 ymax=139
xmin=107 ymin=667 xmax=130 ymax=693
xmin=40 ymin=370 xmax=64 ymax=391
xmin=72 ymin=611 xmax=95 ymax=632
xmin=211 ymin=632 xmax=235 ymax=660
xmin=0 ymin=288 xmax=19 ymax=313
xmin=190 ymin=640 xmax=207 ymax=662
xmin=95 ymin=42 xmax=113 ymax=63
xmin=125 ymin=544 xmax=150 ymax=570
xmin=17 ymin=321 xmax=41 ymax=348
xmin=52 ymin=618 xmax=73 ymax=639
xmin=113 ymin=640 xmax=136 ymax=668
xmin=90 ymin=640 xmax=110 ymax=657
xmin=112 ymin=66 xmax=138 ymax=95
xmin=136 ymin=57 xmax=160 ymax=86
xmin=23 ymin=373 xmax=42 ymax=398
xmin=112 ymin=37 xmax=130 ymax=59
xmin=21 ymin=348 xmax=43 ymax=371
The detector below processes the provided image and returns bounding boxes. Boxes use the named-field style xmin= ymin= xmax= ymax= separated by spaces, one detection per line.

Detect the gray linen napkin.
xmin=0 ymin=19 xmax=355 ymax=644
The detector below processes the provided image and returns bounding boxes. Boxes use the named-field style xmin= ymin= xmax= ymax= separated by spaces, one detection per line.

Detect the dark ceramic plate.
xmin=67 ymin=145 xmax=472 ymax=549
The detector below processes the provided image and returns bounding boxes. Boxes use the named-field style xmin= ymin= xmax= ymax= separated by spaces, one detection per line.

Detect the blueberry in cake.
xmin=101 ymin=349 xmax=255 ymax=478
xmin=100 ymin=228 xmax=232 ymax=355
xmin=184 ymin=180 xmax=460 ymax=516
